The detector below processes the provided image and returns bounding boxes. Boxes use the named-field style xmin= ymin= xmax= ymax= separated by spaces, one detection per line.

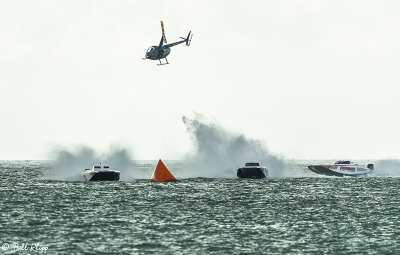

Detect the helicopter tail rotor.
xmin=184 ymin=31 xmax=193 ymax=46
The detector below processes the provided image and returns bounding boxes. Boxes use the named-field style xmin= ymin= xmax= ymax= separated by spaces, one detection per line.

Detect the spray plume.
xmin=44 ymin=146 xmax=140 ymax=181
xmin=372 ymin=159 xmax=400 ymax=176
xmin=182 ymin=114 xmax=286 ymax=178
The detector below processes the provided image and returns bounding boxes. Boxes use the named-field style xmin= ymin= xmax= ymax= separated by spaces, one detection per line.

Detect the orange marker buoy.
xmin=150 ymin=159 xmax=178 ymax=182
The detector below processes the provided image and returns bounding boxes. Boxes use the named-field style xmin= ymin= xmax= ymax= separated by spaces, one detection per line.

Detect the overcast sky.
xmin=1 ymin=0 xmax=400 ymax=160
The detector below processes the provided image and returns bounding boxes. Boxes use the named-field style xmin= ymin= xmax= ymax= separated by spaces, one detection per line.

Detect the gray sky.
xmin=1 ymin=0 xmax=400 ymax=160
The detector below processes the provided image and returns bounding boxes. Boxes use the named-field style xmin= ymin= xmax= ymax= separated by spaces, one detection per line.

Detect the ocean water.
xmin=1 ymin=160 xmax=400 ymax=254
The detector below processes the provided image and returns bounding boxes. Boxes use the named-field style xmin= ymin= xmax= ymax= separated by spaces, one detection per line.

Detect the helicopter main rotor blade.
xmin=160 ymin=21 xmax=167 ymax=44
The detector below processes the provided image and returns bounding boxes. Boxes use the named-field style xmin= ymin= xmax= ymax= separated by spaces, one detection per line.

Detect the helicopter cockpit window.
xmin=147 ymin=47 xmax=155 ymax=53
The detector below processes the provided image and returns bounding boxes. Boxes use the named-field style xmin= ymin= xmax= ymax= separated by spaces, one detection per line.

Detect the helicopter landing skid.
xmin=157 ymin=58 xmax=169 ymax=66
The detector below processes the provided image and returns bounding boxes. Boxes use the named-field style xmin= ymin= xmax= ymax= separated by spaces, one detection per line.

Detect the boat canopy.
xmin=334 ymin=161 xmax=353 ymax=165
xmin=92 ymin=164 xmax=110 ymax=170
xmin=245 ymin=162 xmax=260 ymax=167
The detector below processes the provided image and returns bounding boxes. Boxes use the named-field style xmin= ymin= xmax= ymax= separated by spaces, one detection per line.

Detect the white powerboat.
xmin=308 ymin=160 xmax=373 ymax=177
xmin=237 ymin=162 xmax=269 ymax=178
xmin=84 ymin=163 xmax=120 ymax=181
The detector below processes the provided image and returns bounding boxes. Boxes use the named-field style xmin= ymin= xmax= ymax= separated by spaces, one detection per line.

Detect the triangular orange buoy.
xmin=150 ymin=159 xmax=178 ymax=182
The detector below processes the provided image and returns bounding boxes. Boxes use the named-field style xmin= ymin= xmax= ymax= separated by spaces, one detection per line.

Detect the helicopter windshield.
xmin=147 ymin=46 xmax=156 ymax=53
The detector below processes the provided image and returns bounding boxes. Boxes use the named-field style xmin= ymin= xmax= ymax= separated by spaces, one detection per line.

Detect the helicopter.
xmin=143 ymin=21 xmax=192 ymax=65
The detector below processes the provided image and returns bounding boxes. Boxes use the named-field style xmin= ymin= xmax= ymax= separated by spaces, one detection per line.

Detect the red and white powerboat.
xmin=308 ymin=160 xmax=374 ymax=177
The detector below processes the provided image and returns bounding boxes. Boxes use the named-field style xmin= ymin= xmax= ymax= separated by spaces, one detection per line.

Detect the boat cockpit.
xmin=92 ymin=164 xmax=110 ymax=171
xmin=334 ymin=161 xmax=353 ymax=165
xmin=245 ymin=162 xmax=260 ymax=167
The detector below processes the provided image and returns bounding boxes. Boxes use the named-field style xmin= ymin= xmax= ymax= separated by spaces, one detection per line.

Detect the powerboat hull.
xmin=237 ymin=167 xmax=269 ymax=178
xmin=84 ymin=171 xmax=120 ymax=181
xmin=308 ymin=165 xmax=372 ymax=177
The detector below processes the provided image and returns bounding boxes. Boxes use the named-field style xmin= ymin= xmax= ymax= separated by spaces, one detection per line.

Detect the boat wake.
xmin=370 ymin=159 xmax=400 ymax=177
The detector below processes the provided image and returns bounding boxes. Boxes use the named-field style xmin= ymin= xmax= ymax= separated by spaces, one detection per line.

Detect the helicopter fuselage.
xmin=143 ymin=21 xmax=192 ymax=65
xmin=145 ymin=46 xmax=171 ymax=60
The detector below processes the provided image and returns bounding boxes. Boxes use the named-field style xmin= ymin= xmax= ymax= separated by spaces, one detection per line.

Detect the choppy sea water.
xmin=1 ymin=161 xmax=400 ymax=254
